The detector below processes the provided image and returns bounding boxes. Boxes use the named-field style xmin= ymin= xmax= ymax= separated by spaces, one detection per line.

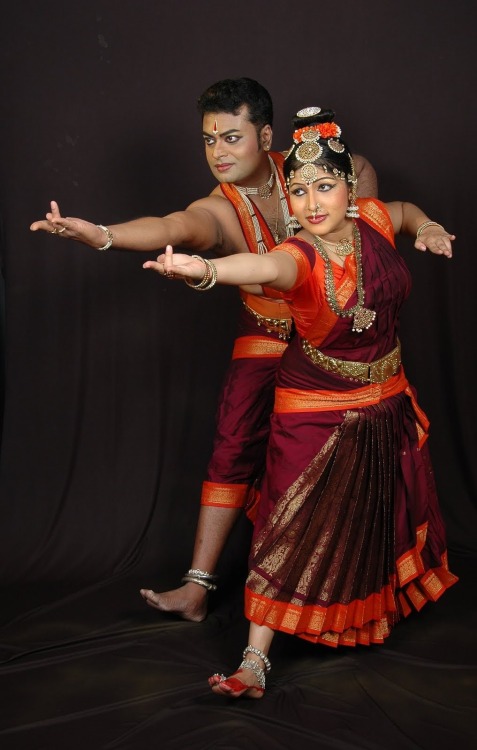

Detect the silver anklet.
xmin=186 ymin=568 xmax=219 ymax=581
xmin=239 ymin=659 xmax=266 ymax=690
xmin=181 ymin=575 xmax=217 ymax=592
xmin=181 ymin=569 xmax=218 ymax=591
xmin=243 ymin=645 xmax=271 ymax=673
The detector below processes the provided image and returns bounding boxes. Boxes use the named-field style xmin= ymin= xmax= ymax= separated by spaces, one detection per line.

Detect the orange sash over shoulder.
xmin=220 ymin=151 xmax=288 ymax=255
xmin=221 ymin=152 xmax=293 ymax=354
xmin=358 ymin=198 xmax=396 ymax=248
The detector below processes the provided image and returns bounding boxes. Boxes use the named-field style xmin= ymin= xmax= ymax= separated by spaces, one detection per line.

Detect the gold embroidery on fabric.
xmin=274 ymin=242 xmax=310 ymax=288
xmin=397 ymin=554 xmax=420 ymax=583
xmin=416 ymin=422 xmax=425 ymax=445
xmin=320 ymin=631 xmax=338 ymax=643
xmin=360 ymin=201 xmax=392 ymax=236
xmin=405 ymin=583 xmax=426 ymax=609
xmin=250 ymin=426 xmax=343 ymax=567
xmin=275 ymin=383 xmax=385 ymax=412
xmin=232 ymin=337 xmax=288 ymax=359
xmin=421 ymin=572 xmax=445 ymax=598
xmin=274 ymin=369 xmax=411 ymax=413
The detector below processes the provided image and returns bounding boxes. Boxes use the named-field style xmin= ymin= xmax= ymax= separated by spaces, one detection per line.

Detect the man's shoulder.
xmin=187 ymin=187 xmax=233 ymax=213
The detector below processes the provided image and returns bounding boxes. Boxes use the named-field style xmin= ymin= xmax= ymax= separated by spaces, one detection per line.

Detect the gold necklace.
xmin=313 ymin=224 xmax=376 ymax=333
xmin=271 ymin=182 xmax=281 ymax=243
xmin=321 ymin=235 xmax=354 ymax=257
xmin=236 ymin=165 xmax=275 ymax=200
xmin=234 ymin=158 xmax=294 ymax=253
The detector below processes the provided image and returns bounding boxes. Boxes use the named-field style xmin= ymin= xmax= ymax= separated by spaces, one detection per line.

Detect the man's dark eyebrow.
xmin=202 ymin=128 xmax=241 ymax=137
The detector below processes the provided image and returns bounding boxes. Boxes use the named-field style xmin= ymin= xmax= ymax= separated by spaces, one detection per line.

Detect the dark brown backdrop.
xmin=0 ymin=2 xmax=476 ymax=748
xmin=1 ymin=0 xmax=475 ymax=585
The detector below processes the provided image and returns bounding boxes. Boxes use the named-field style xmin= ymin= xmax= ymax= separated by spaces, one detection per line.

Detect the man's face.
xmin=202 ymin=105 xmax=270 ymax=185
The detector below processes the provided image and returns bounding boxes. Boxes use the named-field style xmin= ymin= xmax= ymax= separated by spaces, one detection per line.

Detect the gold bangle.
xmin=96 ymin=224 xmax=114 ymax=250
xmin=184 ymin=256 xmax=217 ymax=291
xmin=416 ymin=221 xmax=444 ymax=239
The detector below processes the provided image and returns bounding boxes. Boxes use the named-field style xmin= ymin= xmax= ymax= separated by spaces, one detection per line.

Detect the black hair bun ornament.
xmin=296 ymin=106 xmax=322 ymax=118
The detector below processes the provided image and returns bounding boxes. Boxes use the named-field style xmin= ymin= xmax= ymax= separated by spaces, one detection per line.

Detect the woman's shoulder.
xmin=357 ymin=198 xmax=395 ymax=246
xmin=272 ymin=235 xmax=317 ymax=271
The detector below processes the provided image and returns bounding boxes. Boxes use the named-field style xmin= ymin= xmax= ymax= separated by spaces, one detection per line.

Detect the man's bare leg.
xmin=140 ymin=504 xmax=243 ymax=621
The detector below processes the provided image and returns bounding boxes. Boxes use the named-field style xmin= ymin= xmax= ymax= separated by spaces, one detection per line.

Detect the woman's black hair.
xmin=284 ymin=108 xmax=354 ymax=183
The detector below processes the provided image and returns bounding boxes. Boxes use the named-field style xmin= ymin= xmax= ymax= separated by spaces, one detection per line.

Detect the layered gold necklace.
xmin=313 ymin=224 xmax=376 ymax=333
xmin=235 ymin=156 xmax=293 ymax=253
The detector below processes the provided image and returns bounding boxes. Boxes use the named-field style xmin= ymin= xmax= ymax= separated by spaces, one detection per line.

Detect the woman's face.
xmin=289 ymin=165 xmax=350 ymax=238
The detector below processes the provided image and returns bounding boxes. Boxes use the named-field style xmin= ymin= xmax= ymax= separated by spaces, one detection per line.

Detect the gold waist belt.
xmin=243 ymin=301 xmax=292 ymax=341
xmin=301 ymin=339 xmax=401 ymax=384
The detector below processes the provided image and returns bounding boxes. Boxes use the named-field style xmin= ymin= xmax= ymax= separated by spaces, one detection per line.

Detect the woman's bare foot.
xmin=208 ymin=660 xmax=265 ymax=699
xmin=139 ymin=582 xmax=208 ymax=622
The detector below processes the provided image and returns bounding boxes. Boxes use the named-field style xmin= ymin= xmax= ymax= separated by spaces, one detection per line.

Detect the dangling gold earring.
xmin=346 ymin=191 xmax=359 ymax=219
xmin=288 ymin=215 xmax=301 ymax=229
xmin=346 ymin=162 xmax=359 ymax=218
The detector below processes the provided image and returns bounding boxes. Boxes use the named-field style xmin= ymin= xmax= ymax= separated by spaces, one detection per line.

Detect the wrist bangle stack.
xmin=184 ymin=256 xmax=217 ymax=291
xmin=96 ymin=224 xmax=114 ymax=251
xmin=416 ymin=221 xmax=444 ymax=239
xmin=181 ymin=568 xmax=218 ymax=591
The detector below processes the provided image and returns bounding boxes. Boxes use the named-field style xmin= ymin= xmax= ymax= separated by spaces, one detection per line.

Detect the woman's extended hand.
xmin=414 ymin=227 xmax=455 ymax=258
xmin=143 ymin=245 xmax=207 ymax=282
xmin=30 ymin=201 xmax=107 ymax=248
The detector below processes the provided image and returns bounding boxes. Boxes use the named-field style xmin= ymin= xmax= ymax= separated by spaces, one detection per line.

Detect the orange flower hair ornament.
xmin=293 ymin=122 xmax=342 ymax=144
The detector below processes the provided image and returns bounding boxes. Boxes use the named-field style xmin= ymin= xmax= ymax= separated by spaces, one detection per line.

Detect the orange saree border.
xmin=232 ymin=336 xmax=289 ymax=360
xmin=274 ymin=370 xmax=430 ymax=448
xmin=245 ymin=546 xmax=458 ymax=648
xmin=201 ymin=481 xmax=250 ymax=508
xmin=274 ymin=369 xmax=410 ymax=413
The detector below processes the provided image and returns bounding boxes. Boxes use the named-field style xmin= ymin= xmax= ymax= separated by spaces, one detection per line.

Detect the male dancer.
xmin=31 ymin=78 xmax=377 ymax=621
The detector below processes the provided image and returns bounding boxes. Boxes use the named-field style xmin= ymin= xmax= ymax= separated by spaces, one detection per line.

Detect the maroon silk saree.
xmin=245 ymin=213 xmax=457 ymax=646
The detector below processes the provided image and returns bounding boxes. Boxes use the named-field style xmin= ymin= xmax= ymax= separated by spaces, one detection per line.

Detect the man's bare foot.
xmin=208 ymin=665 xmax=265 ymax=699
xmin=139 ymin=582 xmax=208 ymax=622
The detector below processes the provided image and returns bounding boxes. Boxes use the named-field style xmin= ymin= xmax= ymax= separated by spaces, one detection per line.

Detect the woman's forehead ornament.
xmin=296 ymin=141 xmax=323 ymax=164
xmin=300 ymin=163 xmax=320 ymax=185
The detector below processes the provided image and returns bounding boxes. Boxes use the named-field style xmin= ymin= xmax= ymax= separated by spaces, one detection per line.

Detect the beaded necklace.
xmin=236 ymin=156 xmax=294 ymax=253
xmin=313 ymin=223 xmax=376 ymax=333
xmin=236 ymin=169 xmax=275 ymax=200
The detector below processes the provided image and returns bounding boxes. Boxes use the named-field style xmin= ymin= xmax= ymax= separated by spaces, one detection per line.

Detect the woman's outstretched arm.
xmin=143 ymin=245 xmax=299 ymax=291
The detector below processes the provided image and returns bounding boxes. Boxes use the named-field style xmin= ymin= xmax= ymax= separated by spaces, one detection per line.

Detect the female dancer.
xmin=144 ymin=106 xmax=457 ymax=698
